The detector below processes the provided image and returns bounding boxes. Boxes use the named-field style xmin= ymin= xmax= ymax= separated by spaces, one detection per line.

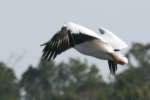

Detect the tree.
xmin=107 ymin=43 xmax=150 ymax=100
xmin=127 ymin=43 xmax=150 ymax=67
xmin=21 ymin=58 xmax=107 ymax=100
xmin=20 ymin=43 xmax=150 ymax=100
xmin=0 ymin=62 xmax=20 ymax=100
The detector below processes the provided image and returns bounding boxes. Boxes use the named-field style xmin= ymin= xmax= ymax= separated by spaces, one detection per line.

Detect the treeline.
xmin=0 ymin=43 xmax=150 ymax=100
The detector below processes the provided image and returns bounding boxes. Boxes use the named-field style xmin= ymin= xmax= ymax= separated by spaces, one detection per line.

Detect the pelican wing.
xmin=41 ymin=22 xmax=98 ymax=60
xmin=99 ymin=28 xmax=128 ymax=50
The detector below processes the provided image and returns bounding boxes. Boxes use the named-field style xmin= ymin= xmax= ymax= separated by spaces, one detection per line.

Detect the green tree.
xmin=20 ymin=43 xmax=150 ymax=100
xmin=0 ymin=62 xmax=20 ymax=100
xmin=107 ymin=43 xmax=150 ymax=100
xmin=21 ymin=58 xmax=107 ymax=100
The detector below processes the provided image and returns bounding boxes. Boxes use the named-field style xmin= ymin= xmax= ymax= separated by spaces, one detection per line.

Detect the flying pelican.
xmin=41 ymin=22 xmax=128 ymax=75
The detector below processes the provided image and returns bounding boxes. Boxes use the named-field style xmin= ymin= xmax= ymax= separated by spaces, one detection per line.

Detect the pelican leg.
xmin=108 ymin=60 xmax=117 ymax=75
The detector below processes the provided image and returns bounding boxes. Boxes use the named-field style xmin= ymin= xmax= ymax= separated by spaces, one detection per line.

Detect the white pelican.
xmin=41 ymin=22 xmax=128 ymax=75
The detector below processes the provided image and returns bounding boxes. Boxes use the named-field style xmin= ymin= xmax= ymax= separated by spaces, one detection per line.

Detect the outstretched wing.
xmin=41 ymin=22 xmax=99 ymax=60
xmin=99 ymin=28 xmax=128 ymax=50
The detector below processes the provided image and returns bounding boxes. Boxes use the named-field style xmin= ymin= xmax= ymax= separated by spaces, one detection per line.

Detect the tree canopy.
xmin=0 ymin=62 xmax=20 ymax=100
xmin=0 ymin=42 xmax=150 ymax=100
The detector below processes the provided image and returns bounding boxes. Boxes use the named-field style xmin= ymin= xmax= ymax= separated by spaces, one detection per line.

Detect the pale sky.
xmin=0 ymin=0 xmax=150 ymax=79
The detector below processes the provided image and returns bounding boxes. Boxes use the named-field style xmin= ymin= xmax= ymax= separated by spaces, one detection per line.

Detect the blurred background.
xmin=0 ymin=0 xmax=150 ymax=100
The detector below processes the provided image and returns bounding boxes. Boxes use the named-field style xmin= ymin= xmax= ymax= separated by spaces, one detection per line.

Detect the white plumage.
xmin=41 ymin=22 xmax=128 ymax=74
xmin=99 ymin=27 xmax=128 ymax=50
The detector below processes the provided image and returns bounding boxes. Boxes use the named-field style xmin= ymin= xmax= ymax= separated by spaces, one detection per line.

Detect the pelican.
xmin=41 ymin=22 xmax=128 ymax=75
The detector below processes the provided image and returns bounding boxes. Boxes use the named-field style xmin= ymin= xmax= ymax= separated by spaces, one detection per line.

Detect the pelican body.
xmin=41 ymin=22 xmax=128 ymax=74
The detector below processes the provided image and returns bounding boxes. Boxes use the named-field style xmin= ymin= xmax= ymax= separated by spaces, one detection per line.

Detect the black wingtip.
xmin=40 ymin=44 xmax=44 ymax=46
xmin=40 ymin=42 xmax=47 ymax=46
xmin=98 ymin=28 xmax=105 ymax=34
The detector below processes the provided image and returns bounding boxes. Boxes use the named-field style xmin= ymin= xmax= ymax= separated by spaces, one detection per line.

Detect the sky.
xmin=0 ymin=0 xmax=150 ymax=80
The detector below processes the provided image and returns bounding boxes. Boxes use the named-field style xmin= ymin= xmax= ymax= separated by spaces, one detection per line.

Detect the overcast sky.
xmin=0 ymin=0 xmax=150 ymax=79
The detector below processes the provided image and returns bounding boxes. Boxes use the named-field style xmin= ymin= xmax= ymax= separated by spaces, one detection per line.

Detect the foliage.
xmin=0 ymin=62 xmax=20 ymax=100
xmin=20 ymin=58 xmax=106 ymax=100
xmin=109 ymin=43 xmax=150 ymax=100
xmin=1 ymin=42 xmax=150 ymax=100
